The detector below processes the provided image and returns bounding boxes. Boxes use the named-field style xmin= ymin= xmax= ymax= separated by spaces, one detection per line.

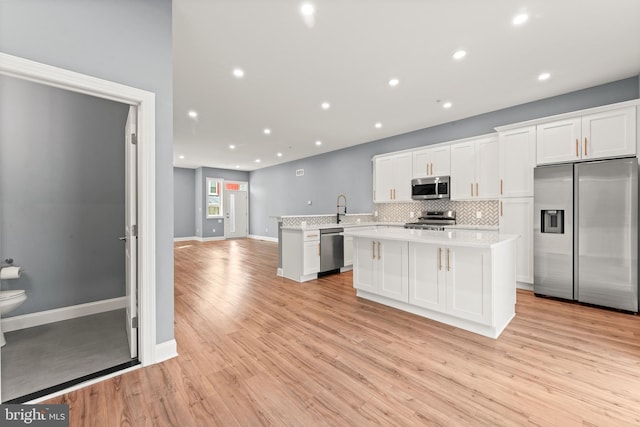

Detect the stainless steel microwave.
xmin=411 ymin=176 xmax=450 ymax=200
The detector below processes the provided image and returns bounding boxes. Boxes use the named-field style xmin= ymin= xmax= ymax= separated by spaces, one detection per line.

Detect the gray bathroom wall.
xmin=250 ymin=77 xmax=639 ymax=238
xmin=173 ymin=168 xmax=196 ymax=238
xmin=0 ymin=0 xmax=174 ymax=343
xmin=0 ymin=76 xmax=129 ymax=315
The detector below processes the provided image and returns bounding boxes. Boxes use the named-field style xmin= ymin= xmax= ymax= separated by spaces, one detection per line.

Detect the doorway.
xmin=0 ymin=52 xmax=157 ymax=402
xmin=224 ymin=181 xmax=249 ymax=239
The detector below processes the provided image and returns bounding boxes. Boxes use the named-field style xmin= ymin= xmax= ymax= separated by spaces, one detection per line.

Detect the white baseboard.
xmin=2 ymin=296 xmax=127 ymax=332
xmin=516 ymin=282 xmax=534 ymax=291
xmin=174 ymin=236 xmax=198 ymax=242
xmin=155 ymin=339 xmax=178 ymax=363
xmin=249 ymin=234 xmax=278 ymax=243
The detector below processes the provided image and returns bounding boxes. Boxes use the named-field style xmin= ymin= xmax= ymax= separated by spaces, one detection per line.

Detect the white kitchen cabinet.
xmin=373 ymin=152 xmax=413 ymax=202
xmin=412 ymin=145 xmax=450 ymax=178
xmin=408 ymin=243 xmax=446 ymax=312
xmin=282 ymin=229 xmax=320 ymax=282
xmin=498 ymin=126 xmax=535 ymax=197
xmin=537 ymin=107 xmax=636 ymax=165
xmin=353 ymin=237 xmax=408 ymax=303
xmin=499 ymin=198 xmax=533 ymax=284
xmin=450 ymin=135 xmax=499 ymax=200
xmin=445 ymin=246 xmax=492 ymax=325
xmin=343 ymin=235 xmax=354 ymax=267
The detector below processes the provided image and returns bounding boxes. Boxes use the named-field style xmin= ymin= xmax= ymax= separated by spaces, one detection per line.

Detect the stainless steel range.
xmin=404 ymin=210 xmax=456 ymax=231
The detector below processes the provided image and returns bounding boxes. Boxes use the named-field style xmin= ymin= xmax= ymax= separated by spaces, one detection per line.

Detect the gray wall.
xmin=250 ymin=77 xmax=640 ymax=238
xmin=173 ymin=168 xmax=196 ymax=238
xmin=0 ymin=76 xmax=128 ymax=315
xmin=0 ymin=0 xmax=174 ymax=343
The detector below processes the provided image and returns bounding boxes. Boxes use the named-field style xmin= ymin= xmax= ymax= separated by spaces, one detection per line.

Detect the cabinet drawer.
xmin=303 ymin=230 xmax=320 ymax=241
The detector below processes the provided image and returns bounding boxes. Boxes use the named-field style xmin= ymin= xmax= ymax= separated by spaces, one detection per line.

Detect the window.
xmin=206 ymin=178 xmax=223 ymax=218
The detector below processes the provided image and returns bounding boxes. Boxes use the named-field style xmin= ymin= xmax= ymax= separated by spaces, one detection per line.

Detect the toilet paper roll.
xmin=0 ymin=266 xmax=22 ymax=280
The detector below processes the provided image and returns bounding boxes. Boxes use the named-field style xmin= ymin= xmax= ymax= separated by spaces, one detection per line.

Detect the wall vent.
xmin=296 ymin=169 xmax=304 ymax=176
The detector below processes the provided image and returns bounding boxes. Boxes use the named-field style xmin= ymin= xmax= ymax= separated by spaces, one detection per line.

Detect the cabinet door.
xmin=303 ymin=240 xmax=320 ymax=275
xmin=343 ymin=236 xmax=354 ymax=267
xmin=475 ymin=137 xmax=499 ymax=199
xmin=430 ymin=145 xmax=451 ymax=176
xmin=408 ymin=243 xmax=446 ymax=311
xmin=499 ymin=126 xmax=535 ymax=197
xmin=582 ymin=107 xmax=636 ymax=160
xmin=377 ymin=239 xmax=408 ymax=302
xmin=393 ymin=152 xmax=413 ymax=201
xmin=536 ymin=118 xmax=581 ymax=165
xmin=412 ymin=149 xmax=431 ymax=178
xmin=374 ymin=156 xmax=394 ymax=202
xmin=450 ymin=141 xmax=476 ymax=200
xmin=499 ymin=198 xmax=533 ymax=283
xmin=445 ymin=246 xmax=492 ymax=324
xmin=353 ymin=238 xmax=377 ymax=292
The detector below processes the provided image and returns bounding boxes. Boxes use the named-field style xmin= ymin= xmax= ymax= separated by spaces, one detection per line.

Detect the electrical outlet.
xmin=212 ymin=228 xmax=216 ymax=232
xmin=307 ymin=200 xmax=312 ymax=205
xmin=410 ymin=211 xmax=415 ymax=218
xmin=265 ymin=227 xmax=269 ymax=233
xmin=476 ymin=211 xmax=482 ymax=219
xmin=374 ymin=211 xmax=378 ymax=217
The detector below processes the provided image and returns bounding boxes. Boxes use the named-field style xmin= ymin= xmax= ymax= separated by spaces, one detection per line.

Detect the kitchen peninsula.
xmin=344 ymin=227 xmax=518 ymax=339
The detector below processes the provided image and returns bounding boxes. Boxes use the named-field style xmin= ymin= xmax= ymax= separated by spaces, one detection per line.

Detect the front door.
xmin=224 ymin=183 xmax=248 ymax=239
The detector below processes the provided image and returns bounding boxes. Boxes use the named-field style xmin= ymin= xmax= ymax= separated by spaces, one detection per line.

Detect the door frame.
xmin=0 ymin=53 xmax=157 ymax=367
xmin=223 ymin=181 xmax=249 ymax=239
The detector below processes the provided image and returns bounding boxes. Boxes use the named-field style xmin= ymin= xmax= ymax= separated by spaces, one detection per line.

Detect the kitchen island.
xmin=344 ymin=227 xmax=519 ymax=338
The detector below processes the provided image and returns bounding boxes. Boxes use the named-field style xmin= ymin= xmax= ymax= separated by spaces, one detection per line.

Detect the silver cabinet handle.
xmin=119 ymin=236 xmax=127 ymax=242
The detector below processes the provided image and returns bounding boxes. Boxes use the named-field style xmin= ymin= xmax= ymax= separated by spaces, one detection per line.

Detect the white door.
xmin=499 ymin=198 xmax=534 ymax=283
xmin=450 ymin=141 xmax=476 ymax=200
xmin=124 ymin=106 xmax=138 ymax=359
xmin=499 ymin=126 xmax=535 ymax=197
xmin=475 ymin=136 xmax=500 ymax=199
xmin=536 ymin=118 xmax=582 ymax=164
xmin=224 ymin=186 xmax=248 ymax=238
xmin=582 ymin=107 xmax=636 ymax=160
xmin=393 ymin=153 xmax=413 ymax=201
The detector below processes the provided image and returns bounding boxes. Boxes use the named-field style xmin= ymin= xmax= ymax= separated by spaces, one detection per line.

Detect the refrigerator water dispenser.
xmin=541 ymin=210 xmax=564 ymax=234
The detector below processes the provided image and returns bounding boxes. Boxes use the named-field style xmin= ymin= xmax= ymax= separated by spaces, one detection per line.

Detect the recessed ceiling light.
xmin=538 ymin=72 xmax=551 ymax=81
xmin=235 ymin=165 xmax=240 ymax=169
xmin=232 ymin=68 xmax=245 ymax=78
xmin=443 ymin=102 xmax=453 ymax=109
xmin=277 ymin=152 xmax=283 ymax=157
xmin=512 ymin=13 xmax=529 ymax=26
xmin=321 ymin=102 xmax=331 ymax=110
xmin=300 ymin=3 xmax=315 ymax=16
xmin=229 ymin=144 xmax=236 ymax=149
xmin=315 ymin=140 xmax=322 ymax=146
xmin=187 ymin=110 xmax=198 ymax=119
xmin=388 ymin=78 xmax=399 ymax=87
xmin=264 ymin=128 xmax=271 ymax=135
xmin=453 ymin=50 xmax=467 ymax=60
xmin=255 ymin=159 xmax=261 ymax=163
xmin=179 ymin=155 xmax=185 ymax=159
xmin=375 ymin=122 xmax=382 ymax=128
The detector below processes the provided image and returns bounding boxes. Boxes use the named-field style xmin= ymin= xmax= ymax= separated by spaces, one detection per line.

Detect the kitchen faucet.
xmin=336 ymin=194 xmax=347 ymax=224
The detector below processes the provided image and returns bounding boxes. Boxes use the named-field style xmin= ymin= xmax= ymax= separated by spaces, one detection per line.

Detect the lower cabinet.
xmin=354 ymin=237 xmax=408 ymax=303
xmin=409 ymin=243 xmax=491 ymax=325
xmin=343 ymin=235 xmax=354 ymax=267
xmin=302 ymin=239 xmax=320 ymax=275
xmin=499 ymin=197 xmax=533 ymax=284
xmin=282 ymin=229 xmax=320 ymax=282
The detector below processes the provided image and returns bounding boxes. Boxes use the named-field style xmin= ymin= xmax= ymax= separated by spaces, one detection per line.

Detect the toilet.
xmin=0 ymin=290 xmax=27 ymax=346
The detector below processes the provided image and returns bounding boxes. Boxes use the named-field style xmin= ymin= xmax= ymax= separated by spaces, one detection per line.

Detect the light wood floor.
xmin=48 ymin=239 xmax=640 ymax=426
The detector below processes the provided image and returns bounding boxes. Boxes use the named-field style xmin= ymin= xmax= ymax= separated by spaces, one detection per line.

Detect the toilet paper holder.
xmin=1 ymin=258 xmax=15 ymax=268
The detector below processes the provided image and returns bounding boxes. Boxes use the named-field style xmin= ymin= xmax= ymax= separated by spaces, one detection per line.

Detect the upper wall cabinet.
xmin=537 ymin=107 xmax=636 ymax=165
xmin=412 ymin=145 xmax=451 ymax=178
xmin=498 ymin=126 xmax=535 ymax=198
xmin=373 ymin=152 xmax=413 ymax=203
xmin=450 ymin=135 xmax=499 ymax=201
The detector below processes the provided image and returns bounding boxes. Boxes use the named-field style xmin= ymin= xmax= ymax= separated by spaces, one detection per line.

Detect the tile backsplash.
xmin=282 ymin=214 xmax=376 ymax=227
xmin=375 ymin=200 xmax=499 ymax=226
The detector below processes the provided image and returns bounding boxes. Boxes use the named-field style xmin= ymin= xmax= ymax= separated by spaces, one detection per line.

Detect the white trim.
xmin=154 ymin=339 xmax=178 ymax=363
xmin=516 ymin=282 xmax=534 ymax=291
xmin=0 ymin=53 xmax=157 ymax=367
xmin=201 ymin=236 xmax=225 ymax=242
xmin=2 ymin=297 xmax=127 ymax=332
xmin=174 ymin=236 xmax=199 ymax=242
xmin=28 ymin=365 xmax=142 ymax=404
xmin=249 ymin=234 xmax=278 ymax=243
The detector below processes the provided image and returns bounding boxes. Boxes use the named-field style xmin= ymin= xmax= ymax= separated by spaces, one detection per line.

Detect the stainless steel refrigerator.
xmin=534 ymin=157 xmax=639 ymax=312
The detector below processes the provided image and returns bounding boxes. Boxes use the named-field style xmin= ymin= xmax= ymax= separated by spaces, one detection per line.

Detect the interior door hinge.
xmin=132 ymin=224 xmax=138 ymax=237
xmin=132 ymin=316 xmax=138 ymax=328
xmin=131 ymin=133 xmax=138 ymax=145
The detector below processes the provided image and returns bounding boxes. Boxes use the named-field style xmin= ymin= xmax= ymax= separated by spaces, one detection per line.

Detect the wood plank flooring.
xmin=47 ymin=239 xmax=640 ymax=426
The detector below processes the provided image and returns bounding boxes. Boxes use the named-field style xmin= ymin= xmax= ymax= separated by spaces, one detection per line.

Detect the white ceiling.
xmin=172 ymin=0 xmax=640 ymax=171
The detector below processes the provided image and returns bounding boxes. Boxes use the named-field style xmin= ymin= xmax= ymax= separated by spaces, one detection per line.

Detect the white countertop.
xmin=445 ymin=224 xmax=500 ymax=231
xmin=281 ymin=222 xmax=404 ymax=231
xmin=343 ymin=227 xmax=518 ymax=248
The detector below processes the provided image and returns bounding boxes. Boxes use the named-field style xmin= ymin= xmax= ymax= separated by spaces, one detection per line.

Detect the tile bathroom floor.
xmin=1 ymin=309 xmax=133 ymax=402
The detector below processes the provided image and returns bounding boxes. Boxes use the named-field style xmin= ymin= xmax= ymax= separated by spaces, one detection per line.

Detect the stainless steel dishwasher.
xmin=320 ymin=227 xmax=344 ymax=273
